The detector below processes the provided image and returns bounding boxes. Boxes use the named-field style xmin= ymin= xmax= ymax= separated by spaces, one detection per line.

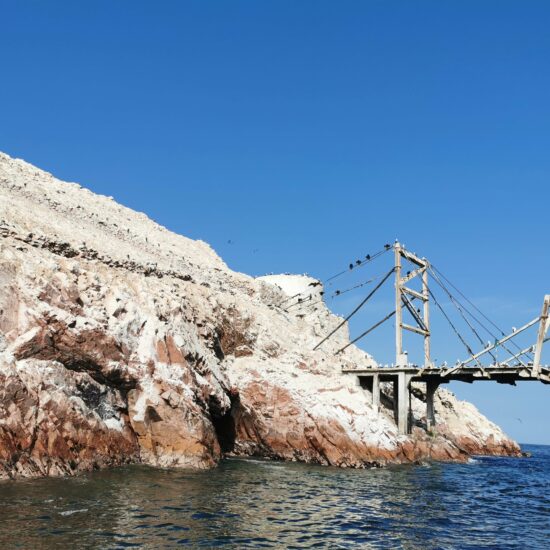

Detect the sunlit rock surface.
xmin=0 ymin=152 xmax=520 ymax=478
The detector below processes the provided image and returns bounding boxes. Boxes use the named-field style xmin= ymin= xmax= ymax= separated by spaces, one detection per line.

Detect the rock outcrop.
xmin=0 ymin=152 xmax=520 ymax=479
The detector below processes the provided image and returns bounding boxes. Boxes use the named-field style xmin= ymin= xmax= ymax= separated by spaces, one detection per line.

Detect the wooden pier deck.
xmin=308 ymin=242 xmax=549 ymax=435
xmin=342 ymin=364 xmax=550 ymax=434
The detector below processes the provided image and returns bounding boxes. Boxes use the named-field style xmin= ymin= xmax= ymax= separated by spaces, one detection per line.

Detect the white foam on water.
xmin=59 ymin=509 xmax=88 ymax=516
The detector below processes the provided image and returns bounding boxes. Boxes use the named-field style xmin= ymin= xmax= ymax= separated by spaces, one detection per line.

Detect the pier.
xmin=344 ymin=364 xmax=550 ymax=435
xmin=315 ymin=243 xmax=550 ymax=434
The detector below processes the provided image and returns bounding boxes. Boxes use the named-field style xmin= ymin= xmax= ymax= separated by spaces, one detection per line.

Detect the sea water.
xmin=0 ymin=445 xmax=549 ymax=549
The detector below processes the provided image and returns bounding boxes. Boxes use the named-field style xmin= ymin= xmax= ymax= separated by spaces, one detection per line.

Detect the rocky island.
xmin=0 ymin=152 xmax=520 ymax=479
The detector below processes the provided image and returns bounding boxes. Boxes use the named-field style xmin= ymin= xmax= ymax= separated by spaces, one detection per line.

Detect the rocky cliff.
xmin=0 ymin=152 xmax=520 ymax=479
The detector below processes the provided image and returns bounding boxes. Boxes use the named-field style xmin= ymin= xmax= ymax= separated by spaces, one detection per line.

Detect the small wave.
xmin=233 ymin=458 xmax=284 ymax=468
xmin=59 ymin=509 xmax=88 ymax=516
xmin=467 ymin=458 xmax=479 ymax=464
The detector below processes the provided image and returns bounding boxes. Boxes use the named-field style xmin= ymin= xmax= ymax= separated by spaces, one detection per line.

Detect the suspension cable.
xmin=286 ymin=273 xmax=380 ymax=312
xmin=429 ymin=267 xmax=529 ymax=366
xmin=313 ymin=267 xmax=395 ymax=351
xmin=430 ymin=265 xmax=532 ymax=363
xmin=285 ymin=294 xmax=318 ymax=311
xmin=330 ymin=274 xmax=381 ymax=299
xmin=335 ymin=310 xmax=396 ymax=355
xmin=431 ymin=264 xmax=530 ymax=357
xmin=279 ymin=292 xmax=304 ymax=306
xmin=283 ymin=246 xmax=391 ymax=311
xmin=324 ymin=245 xmax=391 ymax=284
xmin=429 ymin=268 xmax=497 ymax=362
xmin=287 ymin=273 xmax=382 ymax=314
xmin=427 ymin=287 xmax=484 ymax=367
xmin=335 ymin=294 xmax=419 ymax=355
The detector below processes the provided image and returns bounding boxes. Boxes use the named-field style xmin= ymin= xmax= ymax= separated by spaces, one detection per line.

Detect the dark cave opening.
xmin=209 ymin=393 xmax=240 ymax=454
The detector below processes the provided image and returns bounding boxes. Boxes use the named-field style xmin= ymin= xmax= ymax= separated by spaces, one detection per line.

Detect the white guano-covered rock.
xmin=0 ymin=151 xmax=520 ymax=479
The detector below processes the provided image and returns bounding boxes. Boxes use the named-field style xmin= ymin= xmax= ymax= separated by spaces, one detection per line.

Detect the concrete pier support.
xmin=358 ymin=374 xmax=380 ymax=410
xmin=426 ymin=380 xmax=439 ymax=430
xmin=397 ymin=372 xmax=409 ymax=435
xmin=372 ymin=373 xmax=380 ymax=410
xmin=357 ymin=369 xmax=415 ymax=435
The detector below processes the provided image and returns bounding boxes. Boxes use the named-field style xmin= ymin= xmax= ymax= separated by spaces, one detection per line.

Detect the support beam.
xmin=397 ymin=372 xmax=408 ymax=435
xmin=395 ymin=245 xmax=404 ymax=365
xmin=400 ymin=248 xmax=428 ymax=268
xmin=426 ymin=380 xmax=439 ymax=430
xmin=423 ymin=268 xmax=431 ymax=368
xmin=372 ymin=373 xmax=380 ymax=410
xmin=402 ymin=286 xmax=427 ymax=301
xmin=455 ymin=316 xmax=540 ymax=370
xmin=392 ymin=377 xmax=398 ymax=426
xmin=533 ymin=295 xmax=550 ymax=376
xmin=400 ymin=266 xmax=426 ymax=285
xmin=408 ymin=383 xmax=414 ymax=434
xmin=502 ymin=344 xmax=535 ymax=365
xmin=401 ymin=323 xmax=430 ymax=336
xmin=358 ymin=375 xmax=381 ymax=410
xmin=402 ymin=293 xmax=428 ymax=332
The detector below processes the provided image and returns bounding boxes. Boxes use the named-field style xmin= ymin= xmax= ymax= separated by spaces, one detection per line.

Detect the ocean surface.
xmin=1 ymin=445 xmax=549 ymax=549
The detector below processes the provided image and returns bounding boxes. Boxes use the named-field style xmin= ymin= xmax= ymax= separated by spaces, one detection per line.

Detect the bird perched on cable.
xmin=349 ymin=263 xmax=354 ymax=270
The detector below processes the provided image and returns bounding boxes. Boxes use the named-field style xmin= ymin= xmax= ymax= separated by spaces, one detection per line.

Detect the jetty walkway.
xmin=309 ymin=242 xmax=549 ymax=434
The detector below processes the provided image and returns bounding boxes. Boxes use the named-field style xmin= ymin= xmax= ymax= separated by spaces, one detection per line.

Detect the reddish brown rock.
xmin=0 ymin=361 xmax=139 ymax=479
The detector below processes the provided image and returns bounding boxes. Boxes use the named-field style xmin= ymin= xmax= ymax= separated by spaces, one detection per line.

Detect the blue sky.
xmin=1 ymin=0 xmax=549 ymax=443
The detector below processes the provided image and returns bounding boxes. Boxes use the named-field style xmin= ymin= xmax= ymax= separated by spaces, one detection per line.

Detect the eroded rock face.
xmin=0 ymin=360 xmax=139 ymax=478
xmin=0 ymin=152 xmax=520 ymax=479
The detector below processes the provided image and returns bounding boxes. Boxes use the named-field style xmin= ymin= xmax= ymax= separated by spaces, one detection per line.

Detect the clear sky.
xmin=1 ymin=1 xmax=549 ymax=444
